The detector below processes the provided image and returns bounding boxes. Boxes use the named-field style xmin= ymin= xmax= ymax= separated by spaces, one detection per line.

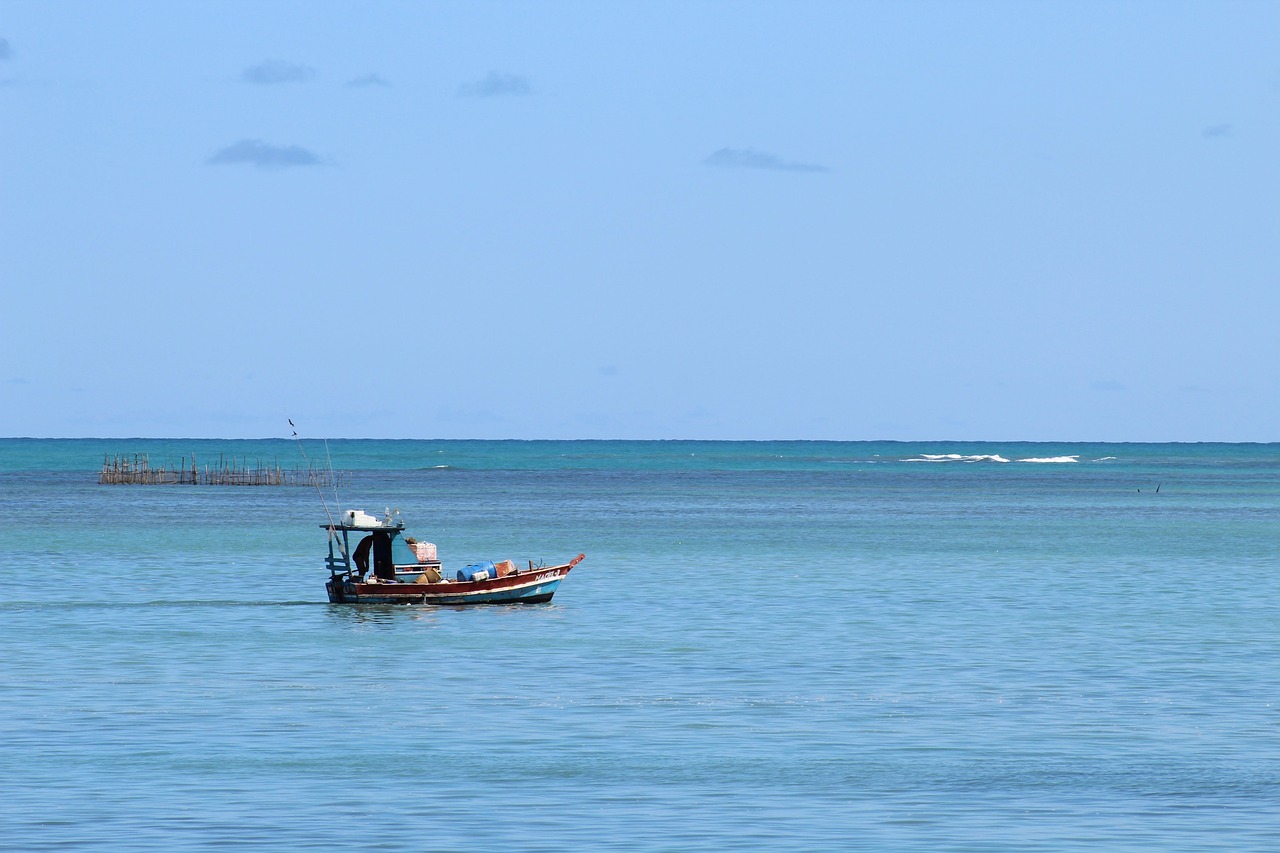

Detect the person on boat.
xmin=353 ymin=532 xmax=395 ymax=581
xmin=353 ymin=534 xmax=374 ymax=577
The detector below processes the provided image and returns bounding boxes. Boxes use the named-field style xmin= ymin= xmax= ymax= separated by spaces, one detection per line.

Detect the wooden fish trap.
xmin=99 ymin=452 xmax=348 ymax=487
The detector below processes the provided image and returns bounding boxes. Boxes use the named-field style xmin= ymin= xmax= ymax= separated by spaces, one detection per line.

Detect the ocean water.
xmin=1 ymin=439 xmax=1278 ymax=851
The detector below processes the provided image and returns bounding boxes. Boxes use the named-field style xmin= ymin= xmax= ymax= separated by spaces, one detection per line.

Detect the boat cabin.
xmin=323 ymin=509 xmax=443 ymax=584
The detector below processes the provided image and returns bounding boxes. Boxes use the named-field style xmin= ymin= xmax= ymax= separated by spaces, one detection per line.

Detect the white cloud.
xmin=703 ymin=147 xmax=828 ymax=173
xmin=243 ymin=60 xmax=315 ymax=85
xmin=458 ymin=72 xmax=531 ymax=98
xmin=345 ymin=73 xmax=391 ymax=88
xmin=206 ymin=139 xmax=321 ymax=169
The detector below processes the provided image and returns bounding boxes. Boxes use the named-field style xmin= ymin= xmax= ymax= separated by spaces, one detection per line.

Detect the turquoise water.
xmin=1 ymin=440 xmax=1278 ymax=850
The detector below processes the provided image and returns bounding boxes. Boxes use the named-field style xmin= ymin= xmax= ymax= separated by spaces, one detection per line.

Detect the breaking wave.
xmin=902 ymin=453 xmax=1084 ymax=465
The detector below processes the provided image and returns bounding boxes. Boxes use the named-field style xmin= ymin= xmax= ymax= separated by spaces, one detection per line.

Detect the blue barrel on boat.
xmin=457 ymin=561 xmax=495 ymax=582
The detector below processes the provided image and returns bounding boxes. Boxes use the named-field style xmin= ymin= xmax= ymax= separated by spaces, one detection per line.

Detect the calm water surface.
xmin=1 ymin=440 xmax=1278 ymax=850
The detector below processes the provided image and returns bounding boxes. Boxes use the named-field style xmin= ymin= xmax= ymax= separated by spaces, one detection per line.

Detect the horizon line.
xmin=2 ymin=436 xmax=1276 ymax=445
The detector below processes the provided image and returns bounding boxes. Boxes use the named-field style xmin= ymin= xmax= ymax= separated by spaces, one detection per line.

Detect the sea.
xmin=1 ymin=438 xmax=1278 ymax=851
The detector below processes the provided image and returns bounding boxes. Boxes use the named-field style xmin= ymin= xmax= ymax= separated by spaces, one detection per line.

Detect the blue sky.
xmin=2 ymin=1 xmax=1277 ymax=440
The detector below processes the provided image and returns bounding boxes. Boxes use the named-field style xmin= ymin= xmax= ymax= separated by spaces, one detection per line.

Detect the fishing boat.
xmin=322 ymin=508 xmax=584 ymax=605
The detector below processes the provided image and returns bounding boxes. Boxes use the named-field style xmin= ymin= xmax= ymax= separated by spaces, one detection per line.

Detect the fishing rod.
xmin=323 ymin=436 xmax=341 ymax=519
xmin=290 ymin=419 xmax=341 ymax=537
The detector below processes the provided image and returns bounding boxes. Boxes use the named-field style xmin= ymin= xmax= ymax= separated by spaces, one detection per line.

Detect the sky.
xmin=1 ymin=0 xmax=1277 ymax=441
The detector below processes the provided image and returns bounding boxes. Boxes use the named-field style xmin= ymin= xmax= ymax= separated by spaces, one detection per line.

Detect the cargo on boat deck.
xmin=412 ymin=566 xmax=443 ymax=583
xmin=457 ymin=561 xmax=496 ymax=582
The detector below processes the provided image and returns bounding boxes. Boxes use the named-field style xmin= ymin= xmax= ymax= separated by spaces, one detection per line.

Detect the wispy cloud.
xmin=704 ymin=147 xmax=829 ymax=173
xmin=1202 ymin=123 xmax=1233 ymax=139
xmin=458 ymin=72 xmax=531 ymax=98
xmin=345 ymin=73 xmax=391 ymax=88
xmin=0 ymin=38 xmax=12 ymax=61
xmin=243 ymin=60 xmax=315 ymax=85
xmin=206 ymin=139 xmax=321 ymax=170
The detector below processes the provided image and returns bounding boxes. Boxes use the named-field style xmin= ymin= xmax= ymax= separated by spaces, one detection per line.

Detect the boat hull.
xmin=326 ymin=560 xmax=577 ymax=605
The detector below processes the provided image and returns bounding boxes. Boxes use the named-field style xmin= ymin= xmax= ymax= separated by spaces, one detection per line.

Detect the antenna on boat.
xmin=290 ymin=419 xmax=339 ymax=532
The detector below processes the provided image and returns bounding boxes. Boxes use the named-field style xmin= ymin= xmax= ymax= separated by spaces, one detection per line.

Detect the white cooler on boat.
xmin=344 ymin=510 xmax=381 ymax=528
